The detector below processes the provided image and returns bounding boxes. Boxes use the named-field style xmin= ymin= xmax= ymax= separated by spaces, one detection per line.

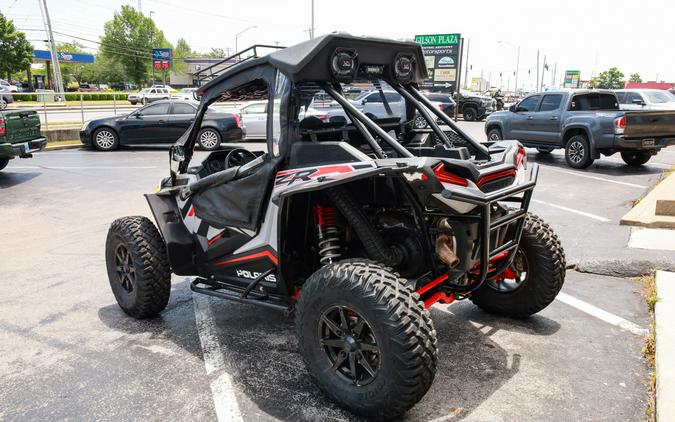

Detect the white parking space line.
xmin=556 ymin=292 xmax=648 ymax=336
xmin=8 ymin=166 xmax=158 ymax=169
xmin=530 ymin=199 xmax=611 ymax=222
xmin=544 ymin=167 xmax=647 ymax=189
xmin=193 ymin=293 xmax=243 ymax=422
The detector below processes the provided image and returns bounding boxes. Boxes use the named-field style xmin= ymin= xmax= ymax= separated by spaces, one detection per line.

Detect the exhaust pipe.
xmin=435 ymin=234 xmax=459 ymax=269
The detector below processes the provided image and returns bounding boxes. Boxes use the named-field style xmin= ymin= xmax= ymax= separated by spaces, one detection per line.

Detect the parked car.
xmin=78 ymin=84 xmax=101 ymax=92
xmin=240 ymin=100 xmax=328 ymax=139
xmin=0 ymin=86 xmax=13 ymax=110
xmin=454 ymin=89 xmax=495 ymax=121
xmin=111 ymin=82 xmax=139 ymax=91
xmin=127 ymin=87 xmax=171 ymax=105
xmin=485 ymin=89 xmax=675 ymax=168
xmin=0 ymin=108 xmax=47 ymax=172
xmin=615 ymin=89 xmax=675 ymax=111
xmin=426 ymin=92 xmax=456 ymax=116
xmin=80 ymin=100 xmax=245 ymax=151
xmin=171 ymin=87 xmax=198 ymax=101
xmin=0 ymin=79 xmax=18 ymax=93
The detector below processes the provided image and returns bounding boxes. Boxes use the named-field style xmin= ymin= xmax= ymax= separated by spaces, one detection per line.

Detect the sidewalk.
xmin=656 ymin=270 xmax=675 ymax=421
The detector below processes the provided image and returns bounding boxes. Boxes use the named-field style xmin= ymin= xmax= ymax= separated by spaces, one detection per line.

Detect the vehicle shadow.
xmin=98 ymin=279 xmax=560 ymax=422
xmin=526 ymin=150 xmax=666 ymax=177
xmin=0 ymin=171 xmax=41 ymax=188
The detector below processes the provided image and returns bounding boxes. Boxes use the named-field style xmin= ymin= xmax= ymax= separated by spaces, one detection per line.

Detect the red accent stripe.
xmin=187 ymin=206 xmax=195 ymax=217
xmin=207 ymin=230 xmax=225 ymax=246
xmin=311 ymin=165 xmax=352 ymax=177
xmin=476 ymin=169 xmax=517 ymax=187
xmin=433 ymin=163 xmax=469 ymax=186
xmin=214 ymin=250 xmax=278 ymax=267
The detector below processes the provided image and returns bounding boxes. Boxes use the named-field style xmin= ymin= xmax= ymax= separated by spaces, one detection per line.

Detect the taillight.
xmin=234 ymin=113 xmax=241 ymax=127
xmin=614 ymin=115 xmax=625 ymax=134
xmin=433 ymin=163 xmax=468 ymax=186
xmin=438 ymin=103 xmax=443 ymax=110
xmin=516 ymin=145 xmax=526 ymax=169
xmin=0 ymin=118 xmax=5 ymax=136
xmin=317 ymin=113 xmax=329 ymax=122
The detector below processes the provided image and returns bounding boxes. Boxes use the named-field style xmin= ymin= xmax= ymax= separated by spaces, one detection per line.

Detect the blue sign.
xmin=152 ymin=48 xmax=172 ymax=60
xmin=33 ymin=50 xmax=95 ymax=64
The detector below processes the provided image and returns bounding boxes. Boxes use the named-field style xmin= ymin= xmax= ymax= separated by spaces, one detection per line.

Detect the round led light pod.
xmin=394 ymin=54 xmax=415 ymax=82
xmin=330 ymin=48 xmax=358 ymax=81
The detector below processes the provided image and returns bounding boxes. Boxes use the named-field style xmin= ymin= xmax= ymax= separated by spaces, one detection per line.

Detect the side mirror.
xmin=631 ymin=98 xmax=644 ymax=105
xmin=509 ymin=104 xmax=517 ymax=112
xmin=134 ymin=113 xmax=143 ymax=119
xmin=171 ymin=145 xmax=186 ymax=162
xmin=361 ymin=99 xmax=367 ymax=105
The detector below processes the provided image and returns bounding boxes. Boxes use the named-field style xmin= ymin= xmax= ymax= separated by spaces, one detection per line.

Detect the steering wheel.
xmin=224 ymin=148 xmax=257 ymax=169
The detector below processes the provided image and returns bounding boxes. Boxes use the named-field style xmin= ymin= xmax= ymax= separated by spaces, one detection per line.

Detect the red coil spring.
xmin=314 ymin=205 xmax=341 ymax=265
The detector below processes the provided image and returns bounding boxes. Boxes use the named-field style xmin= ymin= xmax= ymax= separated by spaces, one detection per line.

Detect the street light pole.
xmin=40 ymin=0 xmax=65 ymax=98
xmin=235 ymin=26 xmax=256 ymax=54
xmin=310 ymin=0 xmax=315 ymax=39
xmin=498 ymin=40 xmax=519 ymax=94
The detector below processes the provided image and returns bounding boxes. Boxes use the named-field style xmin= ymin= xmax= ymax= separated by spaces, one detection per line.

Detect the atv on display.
xmin=105 ymin=33 xmax=565 ymax=420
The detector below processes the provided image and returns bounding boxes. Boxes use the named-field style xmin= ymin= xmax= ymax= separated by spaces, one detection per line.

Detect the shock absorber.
xmin=314 ymin=205 xmax=341 ymax=266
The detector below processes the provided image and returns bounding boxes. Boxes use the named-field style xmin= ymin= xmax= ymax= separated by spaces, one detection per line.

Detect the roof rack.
xmin=193 ymin=44 xmax=285 ymax=86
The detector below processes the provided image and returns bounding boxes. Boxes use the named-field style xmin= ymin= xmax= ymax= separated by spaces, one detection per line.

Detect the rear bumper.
xmin=615 ymin=135 xmax=675 ymax=150
xmin=0 ymin=137 xmax=47 ymax=158
xmin=438 ymin=164 xmax=539 ymax=290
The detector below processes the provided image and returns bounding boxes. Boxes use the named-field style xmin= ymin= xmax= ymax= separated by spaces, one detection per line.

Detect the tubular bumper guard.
xmin=440 ymin=163 xmax=539 ymax=292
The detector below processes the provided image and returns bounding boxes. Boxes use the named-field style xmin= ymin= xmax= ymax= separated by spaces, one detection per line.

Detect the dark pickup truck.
xmin=485 ymin=89 xmax=675 ymax=168
xmin=0 ymin=109 xmax=47 ymax=172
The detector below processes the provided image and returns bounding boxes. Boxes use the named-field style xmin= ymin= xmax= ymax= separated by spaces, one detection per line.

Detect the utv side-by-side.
xmin=105 ymin=33 xmax=565 ymax=420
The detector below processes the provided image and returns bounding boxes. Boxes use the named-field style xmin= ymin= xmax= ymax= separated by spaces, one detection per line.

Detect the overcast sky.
xmin=3 ymin=0 xmax=674 ymax=90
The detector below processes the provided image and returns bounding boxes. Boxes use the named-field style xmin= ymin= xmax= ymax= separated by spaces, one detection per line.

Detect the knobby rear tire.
xmin=296 ymin=259 xmax=438 ymax=420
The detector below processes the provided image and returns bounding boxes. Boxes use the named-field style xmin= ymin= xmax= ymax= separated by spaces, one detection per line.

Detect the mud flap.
xmin=145 ymin=193 xmax=197 ymax=275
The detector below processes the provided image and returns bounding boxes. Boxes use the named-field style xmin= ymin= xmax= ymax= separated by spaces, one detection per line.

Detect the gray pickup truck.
xmin=485 ymin=89 xmax=675 ymax=168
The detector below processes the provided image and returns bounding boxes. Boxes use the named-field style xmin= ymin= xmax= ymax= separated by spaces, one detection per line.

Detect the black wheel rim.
xmin=114 ymin=243 xmax=136 ymax=293
xmin=568 ymin=141 xmax=585 ymax=164
xmin=318 ymin=305 xmax=380 ymax=386
xmin=486 ymin=248 xmax=529 ymax=293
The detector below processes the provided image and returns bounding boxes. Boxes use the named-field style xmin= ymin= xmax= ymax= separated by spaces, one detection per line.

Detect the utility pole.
xmin=150 ymin=11 xmax=155 ymax=85
xmin=514 ymin=45 xmax=520 ymax=94
xmin=551 ymin=62 xmax=557 ymax=87
xmin=41 ymin=0 xmax=64 ymax=98
xmin=463 ymin=38 xmax=470 ymax=89
xmin=137 ymin=0 xmax=141 ymax=13
xmin=310 ymin=0 xmax=315 ymax=39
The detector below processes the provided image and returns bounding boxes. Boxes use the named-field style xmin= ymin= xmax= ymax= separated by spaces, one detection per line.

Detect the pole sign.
xmin=563 ymin=70 xmax=580 ymax=88
xmin=414 ymin=33 xmax=460 ymax=93
xmin=152 ymin=48 xmax=172 ymax=69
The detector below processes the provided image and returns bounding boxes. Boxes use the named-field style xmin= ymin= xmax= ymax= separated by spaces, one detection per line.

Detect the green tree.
xmin=203 ymin=48 xmax=228 ymax=58
xmin=629 ymin=73 xmax=642 ymax=83
xmin=81 ymin=54 xmax=126 ymax=85
xmin=591 ymin=67 xmax=625 ymax=89
xmin=172 ymin=38 xmax=193 ymax=74
xmin=0 ymin=12 xmax=34 ymax=80
xmin=100 ymin=5 xmax=170 ymax=85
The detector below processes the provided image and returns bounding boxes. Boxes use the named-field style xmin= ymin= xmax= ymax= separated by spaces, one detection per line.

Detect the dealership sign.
xmin=563 ymin=70 xmax=581 ymax=88
xmin=414 ymin=33 xmax=461 ymax=93
xmin=33 ymin=50 xmax=94 ymax=64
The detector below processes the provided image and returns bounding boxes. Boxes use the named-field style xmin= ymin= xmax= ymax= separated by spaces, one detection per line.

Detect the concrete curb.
xmin=656 ymin=270 xmax=675 ymax=422
xmin=45 ymin=144 xmax=83 ymax=151
xmin=575 ymin=259 xmax=675 ymax=278
xmin=621 ymin=173 xmax=675 ymax=229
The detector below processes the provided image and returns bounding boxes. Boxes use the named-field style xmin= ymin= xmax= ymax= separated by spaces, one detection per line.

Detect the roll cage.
xmin=170 ymin=33 xmax=491 ymax=176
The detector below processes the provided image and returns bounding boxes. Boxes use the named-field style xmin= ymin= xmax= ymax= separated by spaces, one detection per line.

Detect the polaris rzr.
xmin=105 ymin=34 xmax=565 ymax=420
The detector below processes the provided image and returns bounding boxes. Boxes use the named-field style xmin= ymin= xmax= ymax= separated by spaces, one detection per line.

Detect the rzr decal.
xmin=274 ymin=164 xmax=371 ymax=188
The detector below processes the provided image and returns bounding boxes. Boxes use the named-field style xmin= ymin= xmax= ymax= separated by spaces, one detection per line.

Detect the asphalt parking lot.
xmin=1 ymin=122 xmax=673 ymax=421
